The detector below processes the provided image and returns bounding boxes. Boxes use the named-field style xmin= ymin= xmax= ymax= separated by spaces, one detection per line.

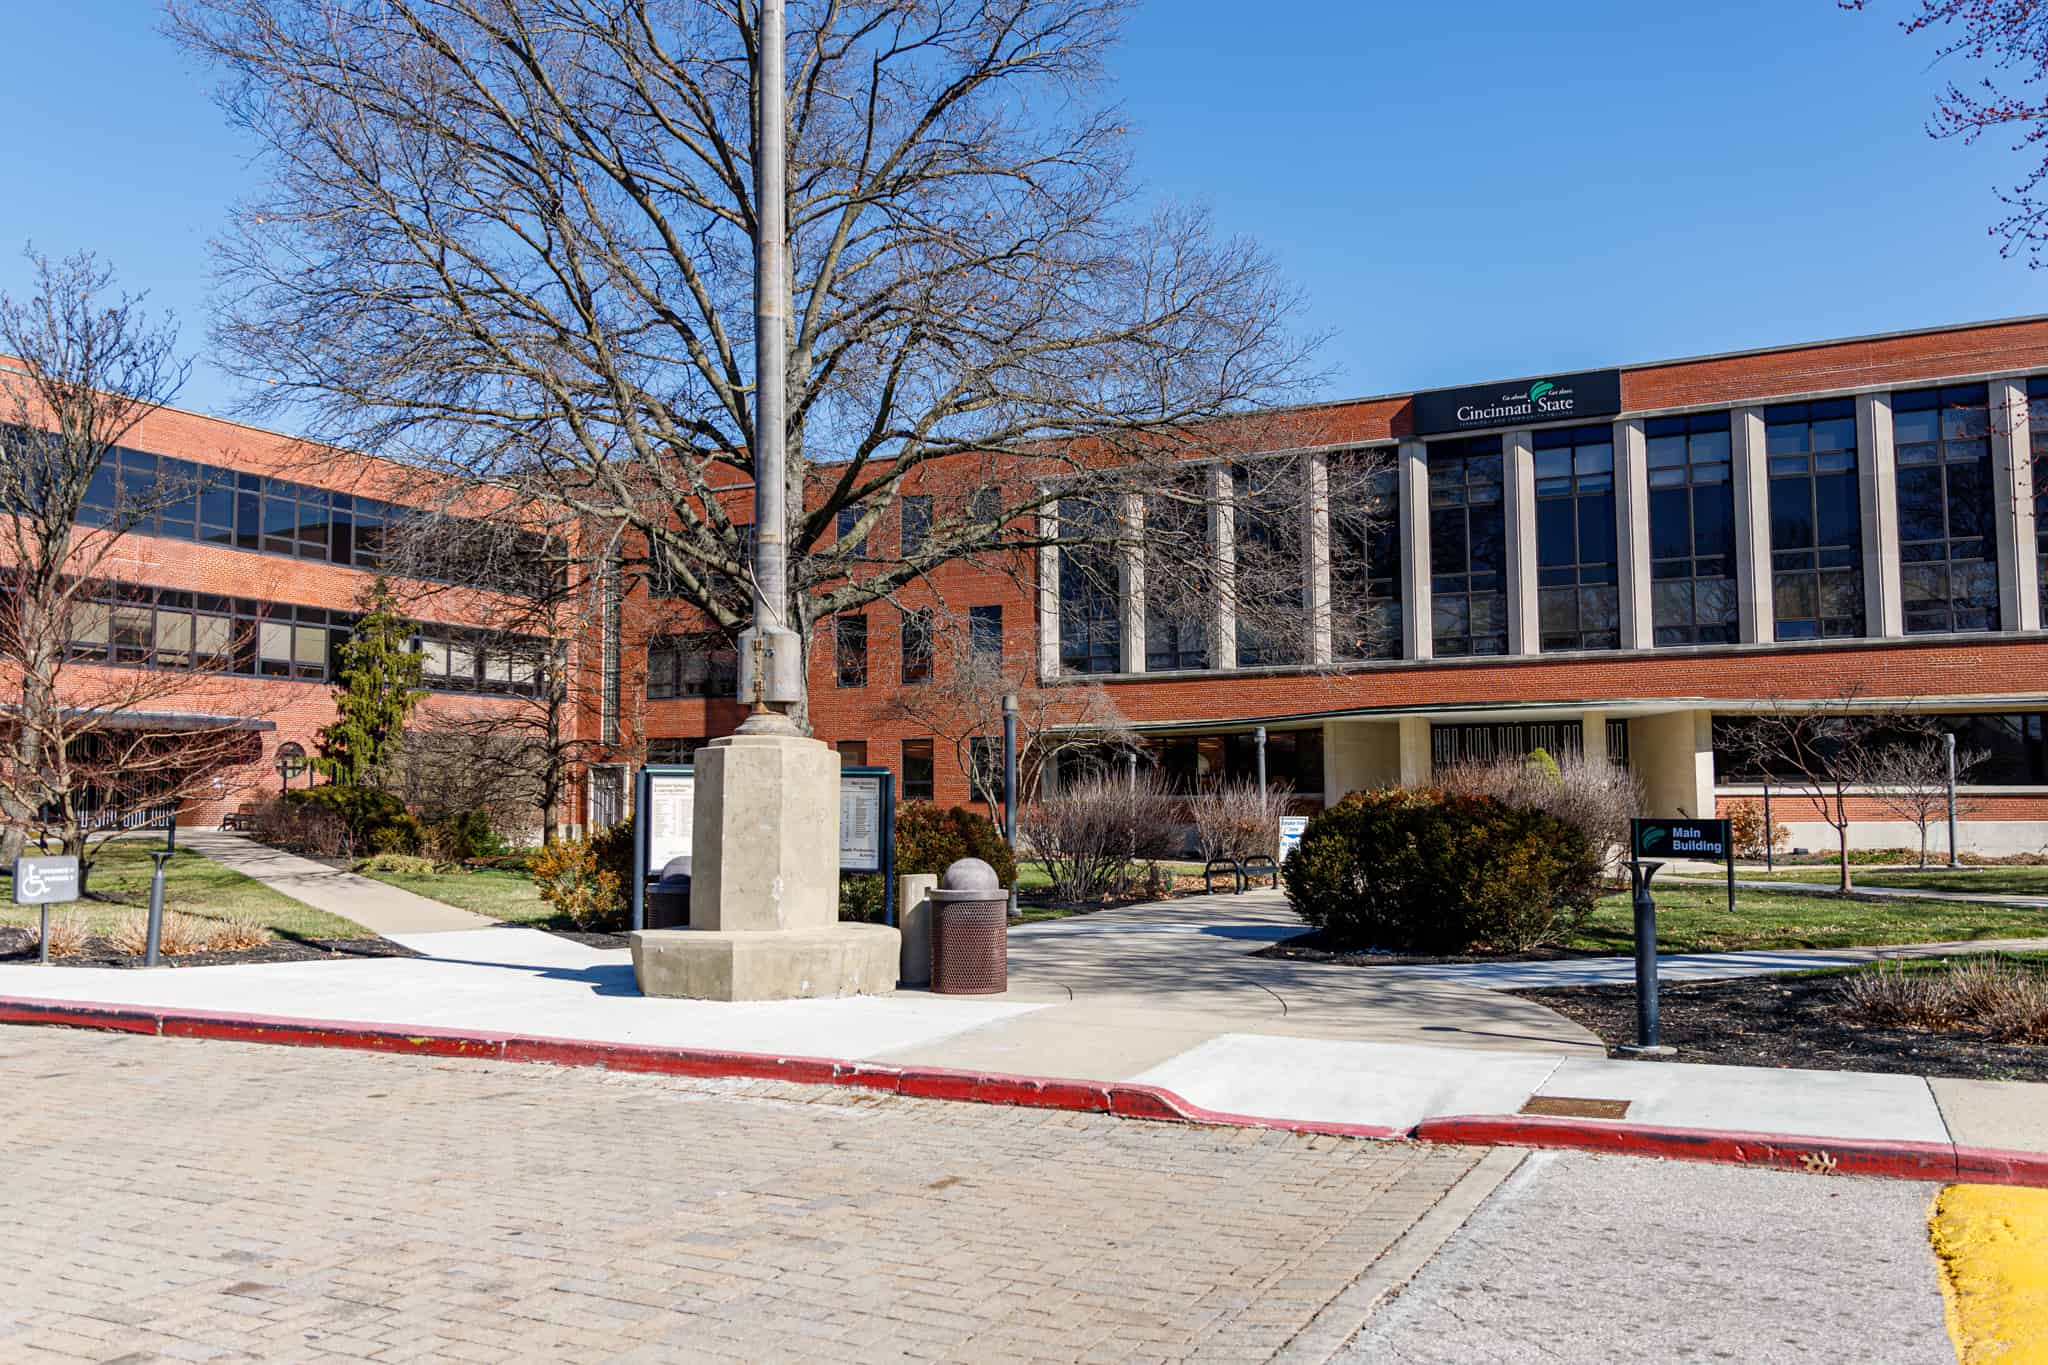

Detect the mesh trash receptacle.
xmin=646 ymin=856 xmax=693 ymax=929
xmin=930 ymin=857 xmax=1007 ymax=994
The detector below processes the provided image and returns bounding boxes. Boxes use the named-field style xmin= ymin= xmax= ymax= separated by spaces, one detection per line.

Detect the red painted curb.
xmin=1414 ymin=1115 xmax=1967 ymax=1184
xmin=0 ymin=994 xmax=2034 ymax=1184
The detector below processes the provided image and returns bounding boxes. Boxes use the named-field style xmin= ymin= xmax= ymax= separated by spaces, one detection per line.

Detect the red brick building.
xmin=22 ymin=314 xmax=2048 ymax=854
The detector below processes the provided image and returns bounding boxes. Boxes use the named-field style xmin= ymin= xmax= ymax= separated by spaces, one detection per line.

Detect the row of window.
xmin=64 ymin=582 xmax=549 ymax=695
xmin=1712 ymin=712 xmax=2048 ymax=787
xmin=648 ymin=735 xmax=939 ymax=803
xmin=1055 ymin=381 xmax=2028 ymax=674
xmin=56 ymin=437 xmax=557 ymax=595
xmin=833 ymin=605 xmax=1002 ymax=689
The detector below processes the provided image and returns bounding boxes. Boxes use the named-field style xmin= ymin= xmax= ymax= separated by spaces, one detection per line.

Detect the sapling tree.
xmin=316 ymin=577 xmax=425 ymax=787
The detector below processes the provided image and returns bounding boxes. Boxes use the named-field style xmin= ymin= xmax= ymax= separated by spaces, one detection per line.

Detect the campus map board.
xmin=840 ymin=775 xmax=884 ymax=873
xmin=645 ymin=769 xmax=694 ymax=868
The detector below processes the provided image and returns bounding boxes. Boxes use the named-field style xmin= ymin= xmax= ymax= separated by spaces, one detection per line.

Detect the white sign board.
xmin=645 ymin=771 xmax=695 ymax=870
xmin=1277 ymin=816 xmax=1309 ymax=863
xmin=840 ymin=775 xmax=884 ymax=872
xmin=13 ymin=855 xmax=80 ymax=906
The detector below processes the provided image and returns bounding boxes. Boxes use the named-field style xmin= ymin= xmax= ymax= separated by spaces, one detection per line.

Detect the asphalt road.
xmin=1346 ymin=1149 xmax=1953 ymax=1364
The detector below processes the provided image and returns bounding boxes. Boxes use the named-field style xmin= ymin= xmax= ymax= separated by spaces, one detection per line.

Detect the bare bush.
xmin=204 ymin=918 xmax=271 ymax=953
xmin=1436 ymin=754 xmax=1641 ymax=869
xmin=1189 ymin=780 xmax=1290 ymax=865
xmin=1726 ymin=800 xmax=1788 ymax=862
xmin=1024 ymin=771 xmax=1179 ymax=904
xmin=36 ymin=910 xmax=90 ymax=958
xmin=1837 ymin=956 xmax=2048 ymax=1041
xmin=248 ymin=796 xmax=353 ymax=860
xmin=109 ymin=911 xmax=214 ymax=957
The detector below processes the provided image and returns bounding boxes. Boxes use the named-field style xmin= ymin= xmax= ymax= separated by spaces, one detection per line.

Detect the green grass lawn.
xmin=1569 ymin=882 xmax=2048 ymax=955
xmin=1720 ymin=866 xmax=2048 ymax=897
xmin=0 ymin=839 xmax=370 ymax=940
xmin=356 ymin=866 xmax=553 ymax=926
xmin=1012 ymin=859 xmax=1211 ymax=893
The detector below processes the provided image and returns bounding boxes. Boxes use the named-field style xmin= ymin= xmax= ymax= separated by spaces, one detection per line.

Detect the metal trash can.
xmin=930 ymin=857 xmax=1008 ymax=994
xmin=646 ymin=856 xmax=694 ymax=929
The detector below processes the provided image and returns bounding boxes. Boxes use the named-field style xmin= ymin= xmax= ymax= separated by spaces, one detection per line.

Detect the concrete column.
xmin=1398 ymin=440 xmax=1431 ymax=661
xmin=1036 ymin=504 xmax=1060 ymax=679
xmin=1614 ymin=418 xmax=1654 ymax=650
xmin=1396 ymin=715 xmax=1431 ymax=788
xmin=1634 ymin=709 xmax=1716 ymax=822
xmin=1117 ymin=491 xmax=1146 ymax=673
xmin=1857 ymin=390 xmax=1904 ymax=638
xmin=1502 ymin=428 xmax=1539 ymax=656
xmin=1207 ymin=463 xmax=1237 ymax=671
xmin=1992 ymin=378 xmax=2041 ymax=632
xmin=1321 ymin=720 xmax=1400 ymax=805
xmin=1731 ymin=407 xmax=1774 ymax=643
xmin=1304 ymin=451 xmax=1333 ymax=665
xmin=1579 ymin=709 xmax=1608 ymax=766
xmin=898 ymin=873 xmax=937 ymax=987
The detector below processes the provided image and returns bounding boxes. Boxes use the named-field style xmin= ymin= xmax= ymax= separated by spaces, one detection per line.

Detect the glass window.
xmin=1144 ymin=484 xmax=1208 ymax=671
xmin=258 ymin=619 xmax=293 ymax=676
xmin=194 ymin=614 xmax=233 ymax=668
xmin=2030 ymin=377 xmax=2048 ymax=625
xmin=901 ymin=494 xmax=931 ymax=557
xmin=69 ymin=600 xmax=110 ymax=659
xmin=1331 ymin=453 xmax=1401 ymax=661
xmin=415 ymin=637 xmax=449 ymax=679
xmin=155 ymin=610 xmax=193 ymax=667
xmin=1646 ymin=411 xmax=1737 ymax=645
xmin=1765 ymin=398 xmax=1864 ymax=640
xmin=1232 ymin=460 xmax=1304 ymax=667
xmin=902 ymin=738 xmax=935 ymax=802
xmin=111 ymin=603 xmax=153 ymax=664
xmin=838 ymin=740 xmax=869 ymax=766
xmin=1532 ymin=425 xmax=1619 ymax=651
xmin=835 ymin=614 xmax=868 ymax=688
xmin=969 ymin=486 xmax=1001 ymax=527
xmin=647 ymin=633 xmax=737 ymax=700
xmin=447 ymin=642 xmax=476 ymax=683
xmin=900 ymin=608 xmax=934 ymax=684
xmin=836 ymin=505 xmax=867 ymax=558
xmin=1893 ymin=385 xmax=1997 ymax=634
xmin=294 ymin=625 xmax=328 ymax=677
xmin=969 ymin=604 xmax=1003 ymax=658
xmin=1428 ymin=436 xmax=1507 ymax=656
xmin=1058 ymin=497 xmax=1122 ymax=674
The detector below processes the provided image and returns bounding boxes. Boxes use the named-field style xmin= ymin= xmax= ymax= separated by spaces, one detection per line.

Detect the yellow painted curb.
xmin=1931 ymin=1185 xmax=2048 ymax=1364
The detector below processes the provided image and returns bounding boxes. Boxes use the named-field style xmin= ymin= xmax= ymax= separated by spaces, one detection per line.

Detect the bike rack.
xmin=1240 ymin=854 xmax=1279 ymax=890
xmin=1202 ymin=857 xmax=1246 ymax=895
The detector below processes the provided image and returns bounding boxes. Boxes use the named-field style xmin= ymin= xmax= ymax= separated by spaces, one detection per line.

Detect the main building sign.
xmin=1411 ymin=368 xmax=1623 ymax=437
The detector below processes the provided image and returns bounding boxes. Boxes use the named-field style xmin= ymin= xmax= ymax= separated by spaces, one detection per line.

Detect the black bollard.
xmin=1620 ymin=859 xmax=1674 ymax=1057
xmin=144 ymin=850 xmax=174 ymax=967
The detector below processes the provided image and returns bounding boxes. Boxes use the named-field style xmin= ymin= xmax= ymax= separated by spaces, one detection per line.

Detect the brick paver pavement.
xmin=0 ymin=1027 xmax=1483 ymax=1364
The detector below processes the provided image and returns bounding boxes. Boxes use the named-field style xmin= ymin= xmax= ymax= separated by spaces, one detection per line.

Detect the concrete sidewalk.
xmin=3 ymin=889 xmax=2045 ymax=1184
xmin=1667 ymin=871 xmax=2048 ymax=909
xmin=181 ymin=829 xmax=495 ymax=935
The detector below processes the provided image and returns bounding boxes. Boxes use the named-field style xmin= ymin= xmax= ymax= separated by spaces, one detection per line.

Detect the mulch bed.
xmin=0 ymin=927 xmax=421 ymax=971
xmin=1515 ymin=975 xmax=2048 ymax=1083
xmin=1254 ymin=930 xmax=1607 ymax=968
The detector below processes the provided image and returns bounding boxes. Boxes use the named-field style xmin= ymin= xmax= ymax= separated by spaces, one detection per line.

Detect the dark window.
xmin=1144 ymin=485 xmax=1208 ymax=671
xmin=901 ymin=738 xmax=935 ymax=802
xmin=1765 ymin=398 xmax=1864 ymax=639
xmin=968 ymin=605 xmax=1003 ymax=657
xmin=647 ymin=737 xmax=709 ymax=765
xmin=1058 ymin=497 xmax=1121 ymax=674
xmin=1713 ymin=712 xmax=2048 ymax=787
xmin=1432 ymin=720 xmax=1628 ymax=769
xmin=900 ymin=607 xmax=934 ymax=684
xmin=836 ymin=505 xmax=867 ymax=558
xmin=1232 ymin=460 xmax=1303 ymax=667
xmin=838 ymin=740 xmax=869 ymax=766
xmin=900 ymin=495 xmax=931 ymax=557
xmin=1891 ymin=385 xmax=1998 ymax=634
xmin=1646 ymin=411 xmax=1737 ymax=645
xmin=835 ymin=614 xmax=868 ymax=688
xmin=1532 ymin=425 xmax=1619 ymax=651
xmin=646 ymin=633 xmax=738 ymax=700
xmin=1428 ymin=436 xmax=1507 ymax=656
xmin=1331 ymin=455 xmax=1401 ymax=661
xmin=970 ymin=486 xmax=1001 ymax=527
xmin=2030 ymin=377 xmax=2048 ymax=623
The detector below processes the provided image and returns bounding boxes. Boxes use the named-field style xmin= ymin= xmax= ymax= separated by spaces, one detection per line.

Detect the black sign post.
xmin=1411 ymin=368 xmax=1623 ymax=438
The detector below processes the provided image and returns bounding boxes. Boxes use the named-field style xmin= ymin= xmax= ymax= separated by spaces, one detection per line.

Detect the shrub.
xmin=526 ymin=836 xmax=625 ymax=931
xmin=37 ymin=910 xmax=89 ymax=958
xmin=285 ymin=785 xmax=420 ymax=854
xmin=1838 ymin=957 xmax=2048 ymax=1042
xmin=425 ymin=809 xmax=507 ymax=863
xmin=249 ymin=795 xmax=354 ymax=859
xmin=1023 ymin=771 xmax=1179 ymax=904
xmin=354 ymin=852 xmax=440 ymax=875
xmin=589 ymin=818 xmax=638 ymax=888
xmin=108 ymin=912 xmax=267 ymax=956
xmin=895 ymin=803 xmax=1017 ymax=887
xmin=1281 ymin=788 xmax=1602 ymax=954
xmin=1727 ymin=800 xmax=1789 ymax=862
xmin=367 ymin=815 xmax=425 ymax=855
xmin=1436 ymin=753 xmax=1639 ymax=869
xmin=1190 ymin=779 xmax=1289 ymax=865
xmin=839 ymin=873 xmax=886 ymax=923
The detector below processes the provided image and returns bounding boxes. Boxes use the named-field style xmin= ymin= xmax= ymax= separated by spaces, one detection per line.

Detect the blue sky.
xmin=0 ymin=1 xmax=2027 ymax=423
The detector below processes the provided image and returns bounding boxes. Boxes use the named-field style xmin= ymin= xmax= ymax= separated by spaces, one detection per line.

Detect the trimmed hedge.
xmin=1281 ymin=789 xmax=1601 ymax=954
xmin=895 ymin=803 xmax=1017 ymax=887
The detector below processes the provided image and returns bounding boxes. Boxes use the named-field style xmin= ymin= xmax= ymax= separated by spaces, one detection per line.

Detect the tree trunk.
xmin=1837 ymin=821 xmax=1853 ymax=894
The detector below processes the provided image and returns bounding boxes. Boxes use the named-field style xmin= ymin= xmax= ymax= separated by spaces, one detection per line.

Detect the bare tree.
xmin=1719 ymin=692 xmax=1924 ymax=893
xmin=168 ymin=0 xmax=1329 ymax=729
xmin=0 ymin=249 xmax=269 ymax=881
xmin=1865 ymin=737 xmax=1986 ymax=868
xmin=879 ymin=607 xmax=1135 ymax=808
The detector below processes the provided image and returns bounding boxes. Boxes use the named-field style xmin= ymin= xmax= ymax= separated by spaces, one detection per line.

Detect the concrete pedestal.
xmin=898 ymin=873 xmax=938 ymax=987
xmin=630 ymin=728 xmax=900 ymax=1000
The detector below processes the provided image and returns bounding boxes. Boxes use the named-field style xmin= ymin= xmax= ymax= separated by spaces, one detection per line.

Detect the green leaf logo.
xmin=1529 ymin=380 xmax=1556 ymax=404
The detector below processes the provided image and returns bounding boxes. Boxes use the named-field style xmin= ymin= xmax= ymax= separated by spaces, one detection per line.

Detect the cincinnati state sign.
xmin=1411 ymin=368 xmax=1623 ymax=437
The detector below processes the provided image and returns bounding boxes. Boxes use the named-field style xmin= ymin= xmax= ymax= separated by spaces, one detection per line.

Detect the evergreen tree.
xmin=316 ymin=577 xmax=425 ymax=787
